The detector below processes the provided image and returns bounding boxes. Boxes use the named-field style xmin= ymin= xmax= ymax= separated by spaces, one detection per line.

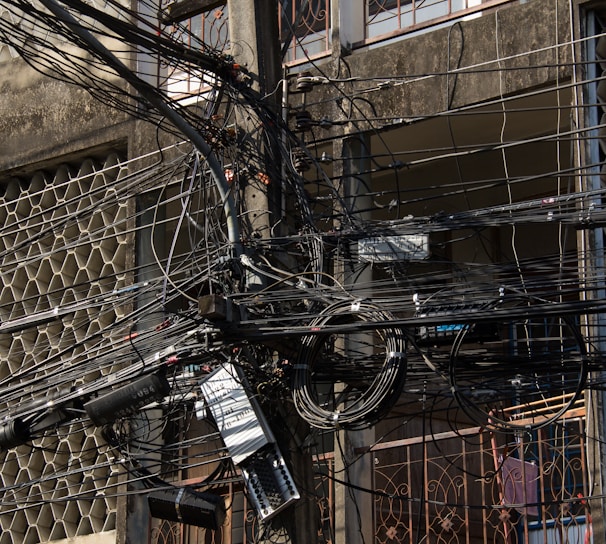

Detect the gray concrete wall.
xmin=0 ymin=0 xmax=570 ymax=174
xmin=0 ymin=59 xmax=132 ymax=174
xmin=302 ymin=0 xmax=571 ymax=133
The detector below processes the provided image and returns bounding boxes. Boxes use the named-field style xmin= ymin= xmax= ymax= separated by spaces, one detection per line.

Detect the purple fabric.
xmin=502 ymin=456 xmax=539 ymax=516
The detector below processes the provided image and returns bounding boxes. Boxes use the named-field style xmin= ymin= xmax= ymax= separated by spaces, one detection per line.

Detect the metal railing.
xmin=367 ymin=416 xmax=589 ymax=543
xmin=364 ymin=0 xmax=516 ymax=45
xmin=151 ymin=408 xmax=589 ymax=543
xmin=158 ymin=0 xmax=522 ymax=74
xmin=279 ymin=0 xmax=331 ymax=64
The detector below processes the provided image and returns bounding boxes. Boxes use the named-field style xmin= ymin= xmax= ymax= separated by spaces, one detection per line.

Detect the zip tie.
xmin=175 ymin=487 xmax=185 ymax=523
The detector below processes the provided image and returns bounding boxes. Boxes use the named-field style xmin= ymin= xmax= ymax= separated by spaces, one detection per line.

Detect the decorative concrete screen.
xmin=0 ymin=153 xmax=129 ymax=543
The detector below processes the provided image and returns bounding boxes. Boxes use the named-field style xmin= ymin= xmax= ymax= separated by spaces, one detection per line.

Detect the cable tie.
xmin=175 ymin=487 xmax=185 ymax=523
xmin=388 ymin=352 xmax=405 ymax=358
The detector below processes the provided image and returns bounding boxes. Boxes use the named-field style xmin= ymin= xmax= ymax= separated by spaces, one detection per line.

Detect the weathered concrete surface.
xmin=0 ymin=0 xmax=570 ymax=173
xmin=302 ymin=0 xmax=572 ymax=132
xmin=0 ymin=59 xmax=131 ymax=174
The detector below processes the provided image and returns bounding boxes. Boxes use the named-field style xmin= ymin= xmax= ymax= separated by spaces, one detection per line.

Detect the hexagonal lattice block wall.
xmin=0 ymin=153 xmax=130 ymax=542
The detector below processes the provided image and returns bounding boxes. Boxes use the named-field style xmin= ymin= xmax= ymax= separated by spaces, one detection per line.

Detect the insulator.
xmin=293 ymin=148 xmax=311 ymax=172
xmin=319 ymin=152 xmax=333 ymax=164
xmin=295 ymin=71 xmax=313 ymax=92
xmin=295 ymin=110 xmax=313 ymax=132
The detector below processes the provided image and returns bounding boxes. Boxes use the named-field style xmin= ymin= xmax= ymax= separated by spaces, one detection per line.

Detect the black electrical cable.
xmin=449 ymin=294 xmax=589 ymax=431
xmin=0 ymin=0 xmax=604 ymax=533
xmin=292 ymin=300 xmax=407 ymax=429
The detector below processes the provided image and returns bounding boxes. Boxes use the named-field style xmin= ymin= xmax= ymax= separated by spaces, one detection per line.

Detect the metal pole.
xmin=37 ymin=0 xmax=241 ymax=256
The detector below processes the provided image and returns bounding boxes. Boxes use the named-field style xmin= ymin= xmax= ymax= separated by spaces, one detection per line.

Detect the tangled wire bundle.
xmin=292 ymin=300 xmax=407 ymax=430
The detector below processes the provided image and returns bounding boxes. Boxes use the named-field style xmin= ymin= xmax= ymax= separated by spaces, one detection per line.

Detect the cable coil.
xmin=292 ymin=301 xmax=407 ymax=430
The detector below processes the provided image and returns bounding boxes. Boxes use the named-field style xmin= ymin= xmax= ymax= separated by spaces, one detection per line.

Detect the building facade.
xmin=0 ymin=0 xmax=604 ymax=543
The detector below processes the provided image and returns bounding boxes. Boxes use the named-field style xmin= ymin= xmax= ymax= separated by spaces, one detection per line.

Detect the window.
xmin=160 ymin=1 xmax=229 ymax=101
xmin=280 ymin=0 xmax=331 ymax=64
xmin=365 ymin=0 xmax=498 ymax=42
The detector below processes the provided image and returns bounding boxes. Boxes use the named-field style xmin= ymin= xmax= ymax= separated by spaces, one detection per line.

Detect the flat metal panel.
xmin=358 ymin=234 xmax=429 ymax=262
xmin=198 ymin=365 xmax=270 ymax=465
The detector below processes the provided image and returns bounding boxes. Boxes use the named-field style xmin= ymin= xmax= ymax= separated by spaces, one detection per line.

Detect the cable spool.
xmin=292 ymin=301 xmax=407 ymax=430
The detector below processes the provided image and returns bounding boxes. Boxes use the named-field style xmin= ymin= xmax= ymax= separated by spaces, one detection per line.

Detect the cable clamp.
xmin=296 ymin=75 xmax=329 ymax=86
xmin=175 ymin=487 xmax=185 ymax=523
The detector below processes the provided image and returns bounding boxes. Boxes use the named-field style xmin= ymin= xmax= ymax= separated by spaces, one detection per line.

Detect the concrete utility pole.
xmin=333 ymin=135 xmax=375 ymax=544
xmin=329 ymin=6 xmax=376 ymax=542
xmin=579 ymin=12 xmax=606 ymax=540
xmin=227 ymin=1 xmax=319 ymax=542
xmin=228 ymin=0 xmax=281 ymax=250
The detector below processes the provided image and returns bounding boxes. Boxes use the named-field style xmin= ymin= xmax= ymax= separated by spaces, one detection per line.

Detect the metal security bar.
xmin=151 ymin=408 xmax=589 ymax=543
xmin=365 ymin=0 xmax=516 ymax=44
xmin=161 ymin=2 xmax=229 ymax=99
xmin=280 ymin=0 xmax=331 ymax=64
xmin=367 ymin=414 xmax=589 ymax=543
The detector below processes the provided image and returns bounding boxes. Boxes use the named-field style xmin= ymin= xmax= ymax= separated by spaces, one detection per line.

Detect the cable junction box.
xmin=414 ymin=300 xmax=498 ymax=344
xmin=358 ymin=234 xmax=429 ymax=262
xmin=239 ymin=443 xmax=300 ymax=521
xmin=148 ymin=487 xmax=226 ymax=529
xmin=197 ymin=364 xmax=299 ymax=520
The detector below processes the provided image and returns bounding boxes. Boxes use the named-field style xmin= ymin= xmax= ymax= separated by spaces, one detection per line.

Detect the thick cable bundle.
xmin=448 ymin=296 xmax=589 ymax=431
xmin=292 ymin=301 xmax=407 ymax=429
